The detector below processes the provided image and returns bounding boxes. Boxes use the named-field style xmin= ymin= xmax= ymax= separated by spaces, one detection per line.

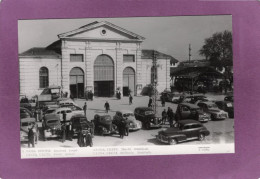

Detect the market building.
xmin=19 ymin=21 xmax=177 ymax=98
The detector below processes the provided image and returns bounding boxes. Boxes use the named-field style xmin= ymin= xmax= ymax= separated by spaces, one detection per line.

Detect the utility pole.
xmin=189 ymin=44 xmax=191 ymax=63
xmin=152 ymin=51 xmax=158 ymax=115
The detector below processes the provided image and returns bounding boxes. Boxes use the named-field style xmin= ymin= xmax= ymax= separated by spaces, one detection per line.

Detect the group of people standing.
xmin=77 ymin=128 xmax=93 ymax=147
xmin=117 ymin=118 xmax=129 ymax=139
xmin=161 ymin=107 xmax=175 ymax=127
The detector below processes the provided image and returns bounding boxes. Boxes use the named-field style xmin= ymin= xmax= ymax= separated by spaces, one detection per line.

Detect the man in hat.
xmin=83 ymin=102 xmax=87 ymax=117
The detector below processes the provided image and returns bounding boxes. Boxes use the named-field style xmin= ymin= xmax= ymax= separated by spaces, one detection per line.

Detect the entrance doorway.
xmin=94 ymin=55 xmax=114 ymax=97
xmin=123 ymin=67 xmax=135 ymax=96
xmin=70 ymin=67 xmax=84 ymax=98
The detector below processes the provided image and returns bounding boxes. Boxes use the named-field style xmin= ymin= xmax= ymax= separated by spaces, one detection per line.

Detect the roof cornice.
xmin=58 ymin=21 xmax=145 ymax=41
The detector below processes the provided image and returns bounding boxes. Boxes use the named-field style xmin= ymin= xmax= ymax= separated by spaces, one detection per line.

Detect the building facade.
xmin=19 ymin=21 xmax=176 ymax=98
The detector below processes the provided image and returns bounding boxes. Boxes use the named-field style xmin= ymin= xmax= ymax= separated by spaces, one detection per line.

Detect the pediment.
xmin=58 ymin=21 xmax=145 ymax=41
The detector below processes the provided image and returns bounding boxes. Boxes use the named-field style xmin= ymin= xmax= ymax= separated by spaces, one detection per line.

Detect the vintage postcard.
xmin=18 ymin=16 xmax=234 ymax=158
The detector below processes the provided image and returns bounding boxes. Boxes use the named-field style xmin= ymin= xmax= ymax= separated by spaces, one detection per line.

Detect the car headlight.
xmin=151 ymin=119 xmax=154 ymax=122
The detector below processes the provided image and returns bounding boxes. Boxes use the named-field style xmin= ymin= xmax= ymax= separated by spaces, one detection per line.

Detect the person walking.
xmin=124 ymin=118 xmax=129 ymax=136
xmin=67 ymin=121 xmax=73 ymax=141
xmin=61 ymin=123 xmax=66 ymax=143
xmin=77 ymin=128 xmax=85 ymax=147
xmin=167 ymin=108 xmax=174 ymax=127
xmin=83 ymin=102 xmax=87 ymax=117
xmin=28 ymin=124 xmax=35 ymax=148
xmin=148 ymin=97 xmax=152 ymax=107
xmin=129 ymin=94 xmax=133 ymax=105
xmin=118 ymin=119 xmax=125 ymax=139
xmin=161 ymin=95 xmax=166 ymax=107
xmin=162 ymin=109 xmax=167 ymax=125
xmin=104 ymin=101 xmax=110 ymax=113
xmin=85 ymin=131 xmax=93 ymax=147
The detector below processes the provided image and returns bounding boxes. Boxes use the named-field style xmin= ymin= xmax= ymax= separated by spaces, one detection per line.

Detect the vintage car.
xmin=175 ymin=103 xmax=210 ymax=122
xmin=197 ymin=101 xmax=229 ymax=120
xmin=134 ymin=107 xmax=162 ymax=129
xmin=177 ymin=93 xmax=205 ymax=104
xmin=160 ymin=91 xmax=175 ymax=102
xmin=71 ymin=114 xmax=94 ymax=136
xmin=49 ymin=107 xmax=84 ymax=122
xmin=215 ymin=101 xmax=234 ymax=118
xmin=59 ymin=99 xmax=78 ymax=107
xmin=171 ymin=94 xmax=183 ymax=103
xmin=20 ymin=107 xmax=34 ymax=119
xmin=113 ymin=110 xmax=142 ymax=131
xmin=20 ymin=117 xmax=39 ymax=142
xmin=42 ymin=114 xmax=61 ymax=140
xmin=156 ymin=119 xmax=210 ymax=145
xmin=92 ymin=114 xmax=117 ymax=135
xmin=224 ymin=95 xmax=234 ymax=102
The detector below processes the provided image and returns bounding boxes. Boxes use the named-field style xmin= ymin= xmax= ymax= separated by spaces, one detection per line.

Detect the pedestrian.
xmin=62 ymin=112 xmax=66 ymax=124
xmin=77 ymin=128 xmax=85 ymax=147
xmin=118 ymin=91 xmax=121 ymax=99
xmin=162 ymin=109 xmax=167 ymax=124
xmin=118 ymin=120 xmax=125 ymax=139
xmin=129 ymin=94 xmax=133 ymax=105
xmin=161 ymin=95 xmax=165 ymax=107
xmin=28 ymin=124 xmax=35 ymax=148
xmin=124 ymin=118 xmax=130 ymax=136
xmin=148 ymin=97 xmax=152 ymax=107
xmin=89 ymin=90 xmax=94 ymax=101
xmin=104 ymin=101 xmax=110 ymax=113
xmin=70 ymin=94 xmax=74 ymax=101
xmin=167 ymin=108 xmax=174 ymax=127
xmin=61 ymin=123 xmax=66 ymax=143
xmin=67 ymin=121 xmax=73 ymax=141
xmin=83 ymin=102 xmax=87 ymax=117
xmin=85 ymin=131 xmax=93 ymax=147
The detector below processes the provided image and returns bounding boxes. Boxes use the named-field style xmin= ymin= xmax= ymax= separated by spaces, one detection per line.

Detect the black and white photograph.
xmin=18 ymin=16 xmax=234 ymax=158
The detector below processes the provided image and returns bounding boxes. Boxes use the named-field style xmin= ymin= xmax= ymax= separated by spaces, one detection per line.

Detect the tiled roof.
xmin=141 ymin=50 xmax=179 ymax=63
xmin=19 ymin=47 xmax=61 ymax=58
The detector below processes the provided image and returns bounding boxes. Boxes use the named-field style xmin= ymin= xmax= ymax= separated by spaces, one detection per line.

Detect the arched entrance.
xmin=70 ymin=67 xmax=84 ymax=98
xmin=123 ymin=67 xmax=135 ymax=96
xmin=94 ymin=55 xmax=114 ymax=97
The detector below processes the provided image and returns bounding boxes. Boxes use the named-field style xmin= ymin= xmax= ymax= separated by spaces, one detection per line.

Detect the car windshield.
xmin=21 ymin=122 xmax=30 ymax=127
xmin=145 ymin=111 xmax=154 ymax=115
xmin=208 ymin=104 xmax=218 ymax=108
xmin=123 ymin=113 xmax=134 ymax=117
xmin=47 ymin=120 xmax=59 ymax=124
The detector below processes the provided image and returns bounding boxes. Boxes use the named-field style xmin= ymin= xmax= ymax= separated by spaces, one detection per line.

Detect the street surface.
xmin=20 ymin=93 xmax=234 ymax=148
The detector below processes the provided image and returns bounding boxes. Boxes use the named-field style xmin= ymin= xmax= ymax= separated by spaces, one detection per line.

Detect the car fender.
xmin=168 ymin=133 xmax=187 ymax=141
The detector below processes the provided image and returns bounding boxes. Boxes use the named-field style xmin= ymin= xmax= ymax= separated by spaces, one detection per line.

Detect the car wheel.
xmin=169 ymin=138 xmax=177 ymax=145
xmin=198 ymin=133 xmax=205 ymax=141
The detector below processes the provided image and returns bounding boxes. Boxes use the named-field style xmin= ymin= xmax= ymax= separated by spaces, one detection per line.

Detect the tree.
xmin=199 ymin=30 xmax=233 ymax=69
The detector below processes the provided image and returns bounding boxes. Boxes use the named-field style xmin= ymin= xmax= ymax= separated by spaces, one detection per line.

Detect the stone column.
xmin=116 ymin=42 xmax=123 ymax=95
xmin=61 ymin=40 xmax=70 ymax=96
xmin=85 ymin=41 xmax=93 ymax=92
xmin=136 ymin=43 xmax=142 ymax=95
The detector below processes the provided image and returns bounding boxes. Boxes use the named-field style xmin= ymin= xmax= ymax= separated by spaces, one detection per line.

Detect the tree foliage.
xmin=199 ymin=30 xmax=233 ymax=68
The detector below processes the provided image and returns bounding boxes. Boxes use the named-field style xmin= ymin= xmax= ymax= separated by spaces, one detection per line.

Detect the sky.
xmin=18 ymin=15 xmax=232 ymax=61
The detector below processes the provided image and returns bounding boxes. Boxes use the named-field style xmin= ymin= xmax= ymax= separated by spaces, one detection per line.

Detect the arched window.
xmin=151 ymin=66 xmax=157 ymax=84
xmin=39 ymin=67 xmax=49 ymax=88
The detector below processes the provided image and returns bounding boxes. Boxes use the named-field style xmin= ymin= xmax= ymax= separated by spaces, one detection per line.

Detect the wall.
xmin=19 ymin=57 xmax=61 ymax=98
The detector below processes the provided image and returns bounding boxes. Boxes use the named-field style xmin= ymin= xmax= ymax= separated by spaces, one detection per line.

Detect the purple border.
xmin=1 ymin=0 xmax=260 ymax=178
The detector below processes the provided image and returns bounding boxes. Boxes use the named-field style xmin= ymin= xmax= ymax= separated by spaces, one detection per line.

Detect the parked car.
xmin=134 ymin=107 xmax=162 ymax=129
xmin=178 ymin=93 xmax=205 ymax=104
xmin=197 ymin=101 xmax=229 ymax=120
xmin=59 ymin=99 xmax=78 ymax=107
xmin=156 ymin=119 xmax=210 ymax=145
xmin=160 ymin=91 xmax=175 ymax=102
xmin=215 ymin=101 xmax=234 ymax=118
xmin=224 ymin=95 xmax=234 ymax=102
xmin=175 ymin=103 xmax=210 ymax=122
xmin=20 ymin=107 xmax=33 ymax=119
xmin=171 ymin=94 xmax=182 ymax=103
xmin=92 ymin=114 xmax=117 ymax=135
xmin=71 ymin=114 xmax=94 ymax=136
xmin=42 ymin=114 xmax=61 ymax=140
xmin=50 ymin=107 xmax=84 ymax=122
xmin=113 ymin=110 xmax=142 ymax=131
xmin=20 ymin=117 xmax=39 ymax=142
